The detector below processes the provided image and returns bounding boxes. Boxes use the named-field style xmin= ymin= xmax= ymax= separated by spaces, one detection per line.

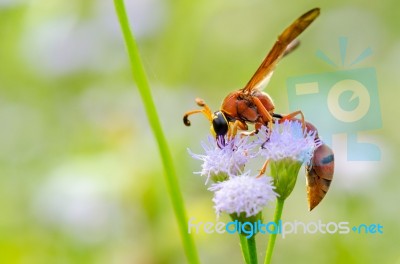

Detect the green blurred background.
xmin=0 ymin=0 xmax=399 ymax=263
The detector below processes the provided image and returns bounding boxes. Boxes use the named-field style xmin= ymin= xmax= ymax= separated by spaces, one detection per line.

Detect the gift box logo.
xmin=287 ymin=37 xmax=381 ymax=161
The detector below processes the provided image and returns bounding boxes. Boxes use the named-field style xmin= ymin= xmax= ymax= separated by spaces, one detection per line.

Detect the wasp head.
xmin=211 ymin=111 xmax=229 ymax=147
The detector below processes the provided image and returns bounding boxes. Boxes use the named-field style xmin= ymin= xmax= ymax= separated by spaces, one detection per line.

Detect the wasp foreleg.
xmin=229 ymin=120 xmax=248 ymax=138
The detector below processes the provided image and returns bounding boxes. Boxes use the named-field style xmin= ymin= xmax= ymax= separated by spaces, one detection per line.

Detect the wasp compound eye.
xmin=212 ymin=112 xmax=229 ymax=136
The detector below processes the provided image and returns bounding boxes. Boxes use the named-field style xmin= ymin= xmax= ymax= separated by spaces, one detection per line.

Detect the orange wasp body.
xmin=183 ymin=8 xmax=334 ymax=210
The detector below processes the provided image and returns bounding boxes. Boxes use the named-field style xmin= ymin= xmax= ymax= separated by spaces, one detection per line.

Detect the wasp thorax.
xmin=212 ymin=111 xmax=229 ymax=136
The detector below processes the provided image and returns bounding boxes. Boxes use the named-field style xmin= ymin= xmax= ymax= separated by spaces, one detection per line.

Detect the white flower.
xmin=188 ymin=135 xmax=258 ymax=184
xmin=208 ymin=172 xmax=278 ymax=217
xmin=259 ymin=120 xmax=320 ymax=164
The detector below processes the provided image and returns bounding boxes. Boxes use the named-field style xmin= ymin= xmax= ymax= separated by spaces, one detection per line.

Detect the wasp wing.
xmin=242 ymin=8 xmax=320 ymax=93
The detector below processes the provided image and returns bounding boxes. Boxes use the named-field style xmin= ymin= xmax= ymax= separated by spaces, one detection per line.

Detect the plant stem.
xmin=264 ymin=198 xmax=285 ymax=264
xmin=239 ymin=234 xmax=258 ymax=264
xmin=113 ymin=1 xmax=199 ymax=263
xmin=247 ymin=235 xmax=258 ymax=264
xmin=239 ymin=234 xmax=250 ymax=264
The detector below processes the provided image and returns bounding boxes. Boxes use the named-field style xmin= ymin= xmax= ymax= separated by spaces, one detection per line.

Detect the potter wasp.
xmin=183 ymin=8 xmax=333 ymax=210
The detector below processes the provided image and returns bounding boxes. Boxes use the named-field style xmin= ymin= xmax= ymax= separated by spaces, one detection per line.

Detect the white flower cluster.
xmin=189 ymin=120 xmax=319 ymax=218
xmin=188 ymin=135 xmax=258 ymax=184
xmin=258 ymin=120 xmax=320 ymax=164
xmin=209 ymin=172 xmax=277 ymax=217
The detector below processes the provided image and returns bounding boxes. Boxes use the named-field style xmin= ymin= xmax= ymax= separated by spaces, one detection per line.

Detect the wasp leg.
xmin=229 ymin=120 xmax=248 ymax=138
xmin=252 ymin=97 xmax=274 ymax=124
xmin=267 ymin=121 xmax=274 ymax=138
xmin=257 ymin=159 xmax=270 ymax=178
xmin=255 ymin=122 xmax=262 ymax=132
xmin=183 ymin=98 xmax=213 ymax=126
xmin=251 ymin=98 xmax=275 ymax=139
xmin=240 ymin=130 xmax=257 ymax=136
xmin=280 ymin=110 xmax=306 ymax=132
xmin=253 ymin=122 xmax=273 ymax=142
xmin=238 ymin=122 xmax=264 ymax=137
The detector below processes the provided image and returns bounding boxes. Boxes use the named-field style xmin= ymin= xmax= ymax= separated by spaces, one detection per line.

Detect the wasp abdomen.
xmin=306 ymin=144 xmax=334 ymax=211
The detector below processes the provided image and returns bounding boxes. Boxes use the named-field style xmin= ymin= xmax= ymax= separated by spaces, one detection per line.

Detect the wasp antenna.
xmin=195 ymin=98 xmax=206 ymax=107
xmin=183 ymin=109 xmax=205 ymax=126
xmin=183 ymin=115 xmax=191 ymax=126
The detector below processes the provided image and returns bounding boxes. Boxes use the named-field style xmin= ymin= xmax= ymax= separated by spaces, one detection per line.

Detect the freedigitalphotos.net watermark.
xmin=188 ymin=217 xmax=383 ymax=239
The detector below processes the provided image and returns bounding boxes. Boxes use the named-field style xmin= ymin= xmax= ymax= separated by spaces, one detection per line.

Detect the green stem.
xmin=247 ymin=235 xmax=258 ymax=264
xmin=239 ymin=234 xmax=258 ymax=264
xmin=113 ymin=1 xmax=199 ymax=263
xmin=239 ymin=235 xmax=250 ymax=264
xmin=264 ymin=198 xmax=285 ymax=264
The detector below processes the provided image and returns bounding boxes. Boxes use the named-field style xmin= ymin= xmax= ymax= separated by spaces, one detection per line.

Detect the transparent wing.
xmin=242 ymin=8 xmax=320 ymax=93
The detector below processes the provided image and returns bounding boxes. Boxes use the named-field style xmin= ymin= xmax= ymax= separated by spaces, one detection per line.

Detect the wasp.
xmin=183 ymin=8 xmax=334 ymax=210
